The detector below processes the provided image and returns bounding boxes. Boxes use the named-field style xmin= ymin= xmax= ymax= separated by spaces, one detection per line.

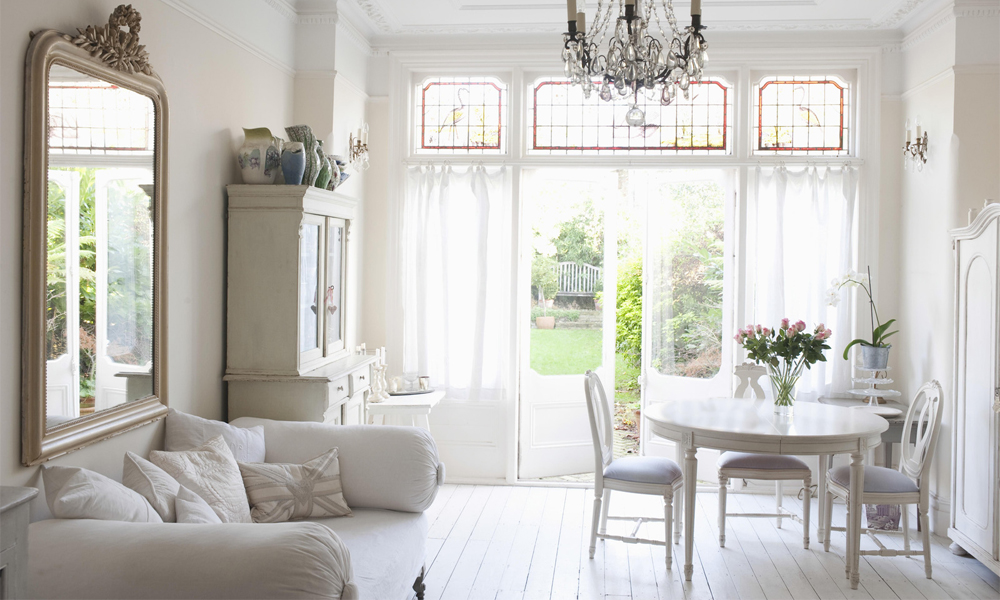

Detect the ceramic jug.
xmin=238 ymin=127 xmax=281 ymax=184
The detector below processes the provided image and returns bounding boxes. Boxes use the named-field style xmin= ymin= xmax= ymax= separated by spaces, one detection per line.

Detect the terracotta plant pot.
xmin=535 ymin=316 xmax=555 ymax=329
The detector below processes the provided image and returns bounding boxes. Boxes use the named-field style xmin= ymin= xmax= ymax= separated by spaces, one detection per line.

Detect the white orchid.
xmin=825 ymin=289 xmax=841 ymax=307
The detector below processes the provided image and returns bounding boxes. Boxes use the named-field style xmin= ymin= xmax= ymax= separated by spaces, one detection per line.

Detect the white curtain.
xmin=749 ymin=165 xmax=859 ymax=399
xmin=397 ymin=164 xmax=511 ymax=401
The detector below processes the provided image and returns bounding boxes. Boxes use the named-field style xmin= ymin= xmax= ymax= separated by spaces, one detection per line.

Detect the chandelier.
xmin=562 ymin=0 xmax=708 ymax=126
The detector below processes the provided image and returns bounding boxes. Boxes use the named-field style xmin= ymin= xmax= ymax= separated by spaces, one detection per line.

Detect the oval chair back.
xmin=899 ymin=380 xmax=944 ymax=482
xmin=584 ymin=371 xmax=615 ymax=474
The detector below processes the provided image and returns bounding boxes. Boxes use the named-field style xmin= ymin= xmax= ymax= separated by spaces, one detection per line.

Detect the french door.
xmin=518 ymin=167 xmax=736 ymax=480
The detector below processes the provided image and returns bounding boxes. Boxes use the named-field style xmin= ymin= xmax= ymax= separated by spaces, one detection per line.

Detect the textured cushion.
xmin=175 ymin=486 xmax=223 ymax=524
xmin=231 ymin=417 xmax=442 ymax=512
xmin=122 ymin=451 xmax=182 ymax=522
xmin=239 ymin=448 xmax=352 ymax=523
xmin=308 ymin=508 xmax=426 ymax=600
xmin=603 ymin=456 xmax=682 ymax=485
xmin=42 ymin=465 xmax=162 ymax=523
xmin=166 ymin=408 xmax=266 ymax=463
xmin=149 ymin=435 xmax=252 ymax=523
xmin=829 ymin=465 xmax=919 ymax=494
xmin=718 ymin=451 xmax=810 ymax=471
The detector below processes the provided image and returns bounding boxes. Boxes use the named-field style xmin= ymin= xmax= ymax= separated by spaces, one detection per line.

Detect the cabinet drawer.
xmin=349 ymin=368 xmax=370 ymax=395
xmin=328 ymin=377 xmax=349 ymax=404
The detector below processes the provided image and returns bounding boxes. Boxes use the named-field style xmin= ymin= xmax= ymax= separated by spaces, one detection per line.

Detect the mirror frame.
xmin=22 ymin=19 xmax=168 ymax=466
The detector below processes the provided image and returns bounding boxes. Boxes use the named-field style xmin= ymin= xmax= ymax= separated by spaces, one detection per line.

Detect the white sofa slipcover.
xmin=28 ymin=421 xmax=443 ymax=600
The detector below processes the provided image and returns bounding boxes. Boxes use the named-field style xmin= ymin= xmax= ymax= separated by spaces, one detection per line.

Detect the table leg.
xmin=674 ymin=442 xmax=683 ymax=544
xmin=849 ymin=451 xmax=864 ymax=590
xmin=818 ymin=454 xmax=829 ymax=543
xmin=683 ymin=446 xmax=698 ymax=582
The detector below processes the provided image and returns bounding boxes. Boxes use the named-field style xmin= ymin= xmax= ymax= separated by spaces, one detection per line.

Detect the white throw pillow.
xmin=165 ymin=408 xmax=266 ymax=463
xmin=122 ymin=452 xmax=181 ymax=522
xmin=239 ymin=448 xmax=351 ymax=523
xmin=42 ymin=465 xmax=162 ymax=523
xmin=175 ymin=486 xmax=223 ymax=523
xmin=149 ymin=435 xmax=252 ymax=523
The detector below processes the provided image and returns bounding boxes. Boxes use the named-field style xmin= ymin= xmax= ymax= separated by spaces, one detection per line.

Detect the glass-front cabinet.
xmin=224 ymin=185 xmax=375 ymax=425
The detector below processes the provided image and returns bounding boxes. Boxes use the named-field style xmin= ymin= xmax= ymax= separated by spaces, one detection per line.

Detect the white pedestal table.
xmin=644 ymin=399 xmax=888 ymax=589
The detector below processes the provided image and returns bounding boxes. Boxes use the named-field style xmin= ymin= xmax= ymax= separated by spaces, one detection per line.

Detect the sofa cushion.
xmin=42 ymin=465 xmax=162 ymax=523
xmin=239 ymin=448 xmax=351 ymax=523
xmin=175 ymin=486 xmax=223 ymax=524
xmin=123 ymin=452 xmax=182 ymax=522
xmin=28 ymin=519 xmax=357 ymax=599
xmin=150 ymin=436 xmax=252 ymax=523
xmin=166 ymin=408 xmax=266 ymax=463
xmin=307 ymin=508 xmax=427 ymax=600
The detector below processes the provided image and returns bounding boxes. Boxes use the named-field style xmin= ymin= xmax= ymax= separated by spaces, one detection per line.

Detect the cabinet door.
xmin=342 ymin=392 xmax=364 ymax=426
xmin=954 ymin=218 xmax=998 ymax=555
xmin=299 ymin=215 xmax=326 ymax=369
xmin=323 ymin=401 xmax=343 ymax=425
xmin=325 ymin=218 xmax=348 ymax=359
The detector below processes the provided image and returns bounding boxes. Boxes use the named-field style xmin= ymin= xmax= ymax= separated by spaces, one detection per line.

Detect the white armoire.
xmin=224 ymin=185 xmax=376 ymax=426
xmin=949 ymin=202 xmax=1000 ymax=575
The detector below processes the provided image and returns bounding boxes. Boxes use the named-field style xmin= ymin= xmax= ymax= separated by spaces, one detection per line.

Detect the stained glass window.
xmin=48 ymin=80 xmax=154 ymax=155
xmin=755 ymin=76 xmax=850 ymax=155
xmin=529 ymin=78 xmax=731 ymax=155
xmin=417 ymin=77 xmax=507 ymax=154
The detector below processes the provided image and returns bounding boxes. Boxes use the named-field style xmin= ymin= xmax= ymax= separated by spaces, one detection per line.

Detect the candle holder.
xmin=904 ymin=132 xmax=928 ymax=169
xmin=349 ymin=124 xmax=370 ymax=172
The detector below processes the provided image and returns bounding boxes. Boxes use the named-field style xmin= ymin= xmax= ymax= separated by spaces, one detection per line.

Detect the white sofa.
xmin=28 ymin=419 xmax=445 ymax=600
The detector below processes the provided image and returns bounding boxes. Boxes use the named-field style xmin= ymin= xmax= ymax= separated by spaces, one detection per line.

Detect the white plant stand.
xmin=848 ymin=367 xmax=901 ymax=415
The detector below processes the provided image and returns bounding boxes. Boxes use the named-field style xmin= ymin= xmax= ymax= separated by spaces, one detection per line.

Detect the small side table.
xmin=1 ymin=486 xmax=39 ymax=599
xmin=367 ymin=390 xmax=445 ymax=430
xmin=818 ymin=396 xmax=916 ymax=468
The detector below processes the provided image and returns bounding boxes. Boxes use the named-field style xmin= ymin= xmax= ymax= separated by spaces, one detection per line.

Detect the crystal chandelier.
xmin=562 ymin=0 xmax=708 ymax=126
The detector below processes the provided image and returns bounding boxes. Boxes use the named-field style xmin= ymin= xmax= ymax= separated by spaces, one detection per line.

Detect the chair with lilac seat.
xmin=822 ymin=380 xmax=943 ymax=580
xmin=584 ymin=370 xmax=684 ymax=570
xmin=716 ymin=362 xmax=813 ymax=549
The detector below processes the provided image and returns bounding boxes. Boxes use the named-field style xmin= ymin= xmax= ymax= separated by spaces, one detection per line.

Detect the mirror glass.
xmin=44 ymin=63 xmax=155 ymax=430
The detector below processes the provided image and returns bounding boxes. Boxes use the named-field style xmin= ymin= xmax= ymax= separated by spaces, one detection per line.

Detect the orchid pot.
xmin=861 ymin=344 xmax=891 ymax=370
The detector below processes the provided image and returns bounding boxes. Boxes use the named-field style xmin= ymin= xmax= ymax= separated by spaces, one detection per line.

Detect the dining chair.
xmin=717 ymin=362 xmax=813 ymax=548
xmin=823 ymin=380 xmax=943 ymax=580
xmin=584 ymin=370 xmax=684 ymax=569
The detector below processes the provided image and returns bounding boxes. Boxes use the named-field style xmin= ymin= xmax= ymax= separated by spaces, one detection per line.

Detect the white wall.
xmin=890 ymin=4 xmax=1000 ymax=534
xmin=0 ymin=0 xmax=295 ymax=516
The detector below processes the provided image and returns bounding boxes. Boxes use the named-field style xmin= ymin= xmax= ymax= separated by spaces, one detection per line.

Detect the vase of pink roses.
xmin=735 ymin=319 xmax=833 ymax=415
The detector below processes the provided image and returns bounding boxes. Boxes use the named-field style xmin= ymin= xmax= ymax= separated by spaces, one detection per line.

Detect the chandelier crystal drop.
xmin=562 ymin=0 xmax=708 ymax=125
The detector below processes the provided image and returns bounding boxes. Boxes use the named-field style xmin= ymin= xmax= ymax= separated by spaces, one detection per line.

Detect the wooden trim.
xmin=21 ymin=29 xmax=168 ymax=466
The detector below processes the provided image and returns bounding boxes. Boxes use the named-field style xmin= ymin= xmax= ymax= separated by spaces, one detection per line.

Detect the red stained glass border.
xmin=531 ymin=80 xmax=729 ymax=152
xmin=420 ymin=81 xmax=504 ymax=150
xmin=756 ymin=79 xmax=846 ymax=152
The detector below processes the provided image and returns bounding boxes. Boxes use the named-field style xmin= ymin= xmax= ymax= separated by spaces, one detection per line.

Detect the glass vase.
xmin=767 ymin=361 xmax=805 ymax=416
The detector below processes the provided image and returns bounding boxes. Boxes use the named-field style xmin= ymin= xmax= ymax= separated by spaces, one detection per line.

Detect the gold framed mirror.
xmin=22 ymin=6 xmax=168 ymax=465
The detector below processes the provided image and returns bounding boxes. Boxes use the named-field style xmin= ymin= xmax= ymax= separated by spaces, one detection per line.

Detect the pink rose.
xmin=762 ymin=327 xmax=770 ymax=336
xmin=734 ymin=334 xmax=742 ymax=342
xmin=780 ymin=318 xmax=790 ymax=329
xmin=815 ymin=323 xmax=826 ymax=333
xmin=786 ymin=327 xmax=796 ymax=338
xmin=795 ymin=320 xmax=807 ymax=332
xmin=756 ymin=324 xmax=763 ymax=333
xmin=822 ymin=329 xmax=833 ymax=340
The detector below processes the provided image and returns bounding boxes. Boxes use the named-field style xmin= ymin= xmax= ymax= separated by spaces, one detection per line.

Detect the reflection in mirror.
xmin=44 ymin=63 xmax=155 ymax=430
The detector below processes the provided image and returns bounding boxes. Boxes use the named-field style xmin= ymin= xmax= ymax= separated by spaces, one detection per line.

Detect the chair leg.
xmin=589 ymin=491 xmax=602 ymax=559
xmin=718 ymin=475 xmax=728 ymax=547
xmin=901 ymin=504 xmax=911 ymax=552
xmin=664 ymin=492 xmax=674 ymax=570
xmin=823 ymin=488 xmax=834 ymax=552
xmin=776 ymin=481 xmax=783 ymax=529
xmin=920 ymin=501 xmax=932 ymax=579
xmin=599 ymin=489 xmax=610 ymax=535
xmin=673 ymin=481 xmax=683 ymax=544
xmin=845 ymin=494 xmax=852 ymax=579
xmin=802 ymin=476 xmax=811 ymax=549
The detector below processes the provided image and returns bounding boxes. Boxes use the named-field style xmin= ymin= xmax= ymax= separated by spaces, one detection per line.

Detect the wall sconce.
xmin=903 ymin=117 xmax=928 ymax=171
xmin=349 ymin=123 xmax=369 ymax=172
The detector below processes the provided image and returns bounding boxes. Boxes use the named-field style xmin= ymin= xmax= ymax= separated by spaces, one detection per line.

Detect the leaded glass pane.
xmin=417 ymin=77 xmax=507 ymax=154
xmin=754 ymin=76 xmax=850 ymax=155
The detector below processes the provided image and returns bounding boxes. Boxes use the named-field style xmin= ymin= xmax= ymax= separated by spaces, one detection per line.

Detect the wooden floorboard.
xmin=424 ymin=484 xmax=998 ymax=600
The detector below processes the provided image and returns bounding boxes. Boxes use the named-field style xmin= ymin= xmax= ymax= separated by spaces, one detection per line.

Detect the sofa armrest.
xmin=28 ymin=519 xmax=358 ymax=599
xmin=230 ymin=419 xmax=443 ymax=513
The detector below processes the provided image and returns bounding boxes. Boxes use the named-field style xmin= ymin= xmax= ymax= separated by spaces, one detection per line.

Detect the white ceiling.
xmin=339 ymin=0 xmax=941 ymax=35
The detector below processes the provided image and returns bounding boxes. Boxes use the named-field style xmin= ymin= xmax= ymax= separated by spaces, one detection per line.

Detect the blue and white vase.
xmin=238 ymin=127 xmax=281 ymax=184
xmin=281 ymin=142 xmax=305 ymax=185
xmin=285 ymin=125 xmax=321 ymax=187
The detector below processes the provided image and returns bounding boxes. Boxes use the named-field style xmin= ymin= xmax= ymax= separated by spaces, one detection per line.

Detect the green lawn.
xmin=529 ymin=328 xmax=601 ymax=375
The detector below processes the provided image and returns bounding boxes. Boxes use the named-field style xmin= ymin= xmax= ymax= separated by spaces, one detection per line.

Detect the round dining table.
xmin=645 ymin=399 xmax=888 ymax=589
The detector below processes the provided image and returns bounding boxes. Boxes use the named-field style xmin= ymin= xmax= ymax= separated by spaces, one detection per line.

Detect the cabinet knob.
xmin=359 ymin=375 xmax=365 ymax=380
xmin=337 ymin=385 xmax=345 ymax=392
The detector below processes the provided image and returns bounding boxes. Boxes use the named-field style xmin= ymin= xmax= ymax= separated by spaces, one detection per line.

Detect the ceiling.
xmin=339 ymin=0 xmax=940 ymax=35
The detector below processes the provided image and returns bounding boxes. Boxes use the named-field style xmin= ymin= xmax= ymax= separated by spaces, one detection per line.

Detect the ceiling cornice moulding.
xmin=264 ymin=0 xmax=300 ymax=23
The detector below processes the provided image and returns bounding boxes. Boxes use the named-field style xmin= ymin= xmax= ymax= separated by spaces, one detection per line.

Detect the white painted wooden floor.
xmin=423 ymin=484 xmax=1000 ymax=600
